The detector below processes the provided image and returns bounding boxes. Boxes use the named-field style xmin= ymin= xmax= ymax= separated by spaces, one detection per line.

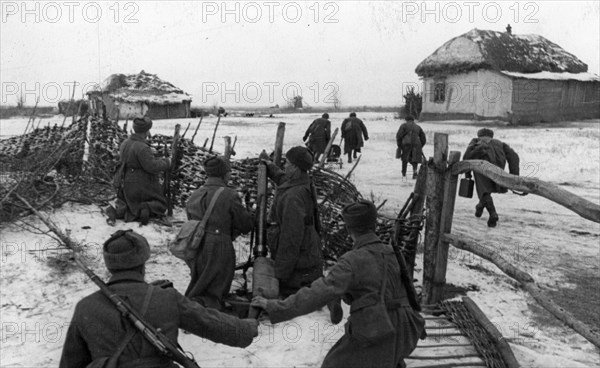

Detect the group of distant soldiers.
xmin=303 ymin=112 xmax=369 ymax=164
xmin=60 ymin=113 xmax=519 ymax=367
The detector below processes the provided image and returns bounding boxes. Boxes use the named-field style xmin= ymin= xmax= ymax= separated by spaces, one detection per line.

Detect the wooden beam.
xmin=407 ymin=353 xmax=481 ymax=360
xmin=208 ymin=114 xmax=222 ymax=153
xmin=522 ymin=282 xmax=600 ymax=348
xmin=452 ymin=160 xmax=599 ymax=223
xmin=318 ymin=127 xmax=339 ymax=168
xmin=446 ymin=233 xmax=600 ymax=349
xmin=443 ymin=233 xmax=535 ymax=283
xmin=430 ymin=151 xmax=461 ymax=303
xmin=410 ymin=362 xmax=486 ymax=368
xmin=273 ymin=122 xmax=286 ymax=168
xmin=416 ymin=343 xmax=474 ymax=349
xmin=462 ymin=297 xmax=521 ymax=368
xmin=190 ymin=115 xmax=203 ymax=143
xmin=223 ymin=136 xmax=232 ymax=160
xmin=422 ymin=133 xmax=448 ymax=305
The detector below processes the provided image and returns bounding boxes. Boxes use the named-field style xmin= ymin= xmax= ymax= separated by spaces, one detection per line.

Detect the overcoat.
xmin=304 ymin=117 xmax=331 ymax=156
xmin=59 ymin=271 xmax=256 ymax=368
xmin=396 ymin=121 xmax=426 ymax=163
xmin=265 ymin=233 xmax=426 ymax=368
xmin=115 ymin=134 xmax=170 ymax=221
xmin=463 ymin=136 xmax=520 ymax=198
xmin=266 ymin=163 xmax=323 ymax=296
xmin=341 ymin=117 xmax=368 ymax=154
xmin=185 ymin=177 xmax=253 ymax=309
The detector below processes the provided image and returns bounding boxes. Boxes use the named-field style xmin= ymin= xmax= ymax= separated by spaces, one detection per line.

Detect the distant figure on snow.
xmin=396 ymin=115 xmax=426 ymax=179
xmin=341 ymin=112 xmax=368 ymax=163
xmin=463 ymin=128 xmax=520 ymax=227
xmin=303 ymin=113 xmax=331 ymax=160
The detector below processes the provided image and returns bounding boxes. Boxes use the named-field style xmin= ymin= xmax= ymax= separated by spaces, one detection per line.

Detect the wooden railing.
xmin=421 ymin=133 xmax=600 ymax=349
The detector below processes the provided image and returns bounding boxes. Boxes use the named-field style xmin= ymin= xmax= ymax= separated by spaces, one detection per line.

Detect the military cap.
xmin=405 ymin=115 xmax=415 ymax=122
xmin=133 ymin=116 xmax=153 ymax=133
xmin=477 ymin=128 xmax=494 ymax=138
xmin=322 ymin=113 xmax=329 ymax=119
xmin=286 ymin=146 xmax=313 ymax=171
xmin=342 ymin=199 xmax=378 ymax=229
xmin=349 ymin=112 xmax=357 ymax=117
xmin=103 ymin=230 xmax=150 ymax=271
xmin=204 ymin=155 xmax=231 ymax=177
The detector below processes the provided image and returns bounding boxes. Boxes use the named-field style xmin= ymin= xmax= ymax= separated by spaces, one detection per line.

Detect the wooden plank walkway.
xmin=406 ymin=306 xmax=507 ymax=368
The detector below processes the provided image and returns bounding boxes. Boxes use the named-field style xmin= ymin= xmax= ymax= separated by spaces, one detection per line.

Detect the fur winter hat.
xmin=133 ymin=116 xmax=153 ymax=133
xmin=322 ymin=113 xmax=329 ymax=119
xmin=103 ymin=230 xmax=150 ymax=272
xmin=286 ymin=146 xmax=313 ymax=171
xmin=477 ymin=128 xmax=494 ymax=138
xmin=204 ymin=156 xmax=230 ymax=177
xmin=342 ymin=199 xmax=378 ymax=230
xmin=349 ymin=112 xmax=357 ymax=117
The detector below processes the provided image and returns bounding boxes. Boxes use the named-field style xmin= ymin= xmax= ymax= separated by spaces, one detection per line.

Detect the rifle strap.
xmin=106 ymin=286 xmax=155 ymax=366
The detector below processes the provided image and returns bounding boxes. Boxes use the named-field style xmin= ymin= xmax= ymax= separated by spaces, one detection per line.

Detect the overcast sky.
xmin=1 ymin=1 xmax=599 ymax=107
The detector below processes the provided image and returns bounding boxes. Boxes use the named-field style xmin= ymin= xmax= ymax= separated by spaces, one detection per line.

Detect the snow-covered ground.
xmin=1 ymin=112 xmax=599 ymax=367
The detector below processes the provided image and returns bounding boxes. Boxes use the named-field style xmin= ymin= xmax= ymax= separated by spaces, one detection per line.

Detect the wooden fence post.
xmin=403 ymin=163 xmax=428 ymax=279
xmin=273 ymin=122 xmax=286 ymax=168
xmin=422 ymin=133 xmax=448 ymax=305
xmin=429 ymin=150 xmax=461 ymax=303
xmin=223 ymin=136 xmax=232 ymax=160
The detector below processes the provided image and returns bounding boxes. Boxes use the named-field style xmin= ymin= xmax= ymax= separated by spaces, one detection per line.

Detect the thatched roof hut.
xmin=416 ymin=27 xmax=599 ymax=124
xmin=416 ymin=28 xmax=589 ymax=77
xmin=87 ymin=70 xmax=192 ymax=120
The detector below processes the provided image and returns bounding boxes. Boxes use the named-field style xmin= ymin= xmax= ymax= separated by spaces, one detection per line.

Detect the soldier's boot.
xmin=106 ymin=205 xmax=117 ymax=226
xmin=412 ymin=169 xmax=418 ymax=179
xmin=347 ymin=153 xmax=352 ymax=163
xmin=475 ymin=202 xmax=484 ymax=218
xmin=139 ymin=205 xmax=150 ymax=226
xmin=327 ymin=298 xmax=343 ymax=325
xmin=485 ymin=195 xmax=499 ymax=227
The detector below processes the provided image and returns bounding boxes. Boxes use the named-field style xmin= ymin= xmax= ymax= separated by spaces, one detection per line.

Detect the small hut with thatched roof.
xmin=87 ymin=70 xmax=192 ymax=120
xmin=415 ymin=27 xmax=600 ymax=124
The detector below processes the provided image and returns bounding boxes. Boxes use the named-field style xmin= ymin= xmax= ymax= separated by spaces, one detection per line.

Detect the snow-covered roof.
xmin=501 ymin=71 xmax=600 ymax=82
xmin=416 ymin=28 xmax=588 ymax=77
xmin=87 ymin=70 xmax=192 ymax=105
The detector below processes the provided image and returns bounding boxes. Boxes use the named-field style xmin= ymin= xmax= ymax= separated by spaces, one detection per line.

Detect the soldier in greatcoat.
xmin=258 ymin=146 xmax=323 ymax=297
xmin=303 ymin=113 xmax=332 ymax=160
xmin=111 ymin=117 xmax=170 ymax=225
xmin=463 ymin=128 xmax=520 ymax=227
xmin=340 ymin=112 xmax=369 ymax=163
xmin=60 ymin=230 xmax=258 ymax=368
xmin=252 ymin=200 xmax=426 ymax=368
xmin=184 ymin=156 xmax=253 ymax=310
xmin=396 ymin=115 xmax=426 ymax=179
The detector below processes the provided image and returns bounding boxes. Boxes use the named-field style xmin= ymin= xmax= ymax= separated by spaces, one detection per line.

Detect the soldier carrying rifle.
xmin=59 ymin=230 xmax=258 ymax=368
